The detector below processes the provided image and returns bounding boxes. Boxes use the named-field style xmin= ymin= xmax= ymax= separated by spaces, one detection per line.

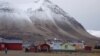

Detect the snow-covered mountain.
xmin=0 ymin=0 xmax=99 ymax=45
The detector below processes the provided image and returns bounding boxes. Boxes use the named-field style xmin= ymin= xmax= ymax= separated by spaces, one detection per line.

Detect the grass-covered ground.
xmin=0 ymin=50 xmax=100 ymax=56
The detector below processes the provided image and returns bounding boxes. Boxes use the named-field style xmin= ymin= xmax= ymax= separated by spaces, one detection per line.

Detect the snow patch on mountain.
xmin=0 ymin=0 xmax=100 ymax=45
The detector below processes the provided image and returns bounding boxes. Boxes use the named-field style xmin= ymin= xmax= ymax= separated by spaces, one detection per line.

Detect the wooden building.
xmin=73 ymin=43 xmax=84 ymax=50
xmin=39 ymin=43 xmax=50 ymax=52
xmin=0 ymin=37 xmax=23 ymax=50
xmin=61 ymin=43 xmax=75 ymax=51
xmin=84 ymin=45 xmax=92 ymax=51
xmin=47 ymin=38 xmax=62 ymax=51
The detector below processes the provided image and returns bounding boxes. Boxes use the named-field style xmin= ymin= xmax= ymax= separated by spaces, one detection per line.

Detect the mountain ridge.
xmin=0 ymin=0 xmax=99 ymax=46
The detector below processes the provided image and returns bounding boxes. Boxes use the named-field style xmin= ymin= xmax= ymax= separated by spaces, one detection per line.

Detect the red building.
xmin=39 ymin=43 xmax=50 ymax=52
xmin=84 ymin=45 xmax=92 ymax=51
xmin=24 ymin=43 xmax=51 ymax=52
xmin=0 ymin=37 xmax=23 ymax=50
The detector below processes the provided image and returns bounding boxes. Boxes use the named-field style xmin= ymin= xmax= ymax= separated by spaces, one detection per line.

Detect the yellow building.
xmin=61 ymin=43 xmax=75 ymax=51
xmin=61 ymin=42 xmax=84 ymax=51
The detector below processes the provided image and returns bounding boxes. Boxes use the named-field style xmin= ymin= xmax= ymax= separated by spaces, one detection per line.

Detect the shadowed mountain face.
xmin=0 ymin=0 xmax=99 ymax=45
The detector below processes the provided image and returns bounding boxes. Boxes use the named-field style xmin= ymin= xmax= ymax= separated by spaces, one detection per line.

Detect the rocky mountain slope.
xmin=0 ymin=0 xmax=99 ymax=45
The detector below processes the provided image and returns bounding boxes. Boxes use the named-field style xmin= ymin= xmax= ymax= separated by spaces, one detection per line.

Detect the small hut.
xmin=84 ymin=45 xmax=92 ymax=51
xmin=39 ymin=43 xmax=50 ymax=52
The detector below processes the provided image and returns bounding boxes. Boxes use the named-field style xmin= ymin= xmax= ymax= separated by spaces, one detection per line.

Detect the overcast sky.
xmin=1 ymin=0 xmax=100 ymax=31
xmin=50 ymin=0 xmax=100 ymax=31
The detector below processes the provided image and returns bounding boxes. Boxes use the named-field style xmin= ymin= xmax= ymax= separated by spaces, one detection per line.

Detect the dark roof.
xmin=3 ymin=36 xmax=22 ymax=40
xmin=0 ymin=35 xmax=22 ymax=40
